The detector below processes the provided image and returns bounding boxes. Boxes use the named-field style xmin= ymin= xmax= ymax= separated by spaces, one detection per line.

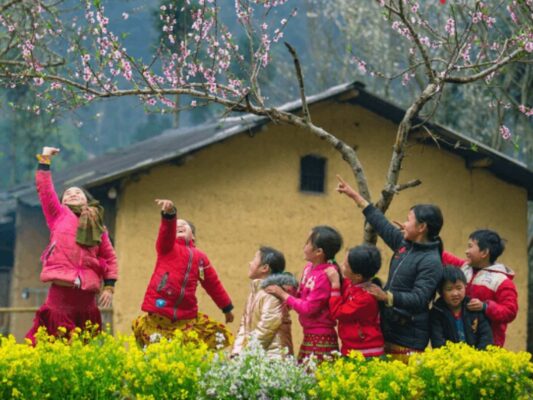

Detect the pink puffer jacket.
xmin=36 ymin=170 xmax=118 ymax=292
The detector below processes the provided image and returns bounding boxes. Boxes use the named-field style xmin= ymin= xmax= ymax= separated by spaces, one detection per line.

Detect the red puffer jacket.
xmin=36 ymin=170 xmax=118 ymax=292
xmin=329 ymin=279 xmax=384 ymax=357
xmin=461 ymin=264 xmax=518 ymax=347
xmin=141 ymin=214 xmax=233 ymax=321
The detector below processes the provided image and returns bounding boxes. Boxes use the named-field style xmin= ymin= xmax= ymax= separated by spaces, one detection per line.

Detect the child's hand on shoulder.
xmin=325 ymin=267 xmax=340 ymax=289
xmin=264 ymin=285 xmax=289 ymax=301
xmin=467 ymin=298 xmax=485 ymax=312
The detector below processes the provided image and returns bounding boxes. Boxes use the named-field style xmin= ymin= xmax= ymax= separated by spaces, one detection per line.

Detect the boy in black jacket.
xmin=430 ymin=266 xmax=493 ymax=350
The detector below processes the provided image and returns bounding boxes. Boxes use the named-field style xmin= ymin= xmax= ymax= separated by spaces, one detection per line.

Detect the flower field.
xmin=0 ymin=328 xmax=531 ymax=399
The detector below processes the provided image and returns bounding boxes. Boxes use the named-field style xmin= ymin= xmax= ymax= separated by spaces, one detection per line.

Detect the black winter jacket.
xmin=363 ymin=205 xmax=443 ymax=350
xmin=430 ymin=297 xmax=493 ymax=350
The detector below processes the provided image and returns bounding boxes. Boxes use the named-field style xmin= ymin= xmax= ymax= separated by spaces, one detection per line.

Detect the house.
xmin=1 ymin=82 xmax=531 ymax=351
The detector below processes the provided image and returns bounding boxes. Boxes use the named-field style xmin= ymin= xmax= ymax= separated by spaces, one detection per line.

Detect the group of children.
xmin=28 ymin=148 xmax=519 ymax=363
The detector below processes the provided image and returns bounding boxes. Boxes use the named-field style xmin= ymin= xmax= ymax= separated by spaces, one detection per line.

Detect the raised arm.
xmin=336 ymin=175 xmax=403 ymax=251
xmin=35 ymin=147 xmax=62 ymax=228
xmin=155 ymin=199 xmax=177 ymax=254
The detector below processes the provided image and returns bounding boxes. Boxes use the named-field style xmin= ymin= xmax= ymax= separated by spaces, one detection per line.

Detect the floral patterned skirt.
xmin=384 ymin=341 xmax=423 ymax=364
xmin=132 ymin=312 xmax=233 ymax=350
xmin=298 ymin=333 xmax=339 ymax=362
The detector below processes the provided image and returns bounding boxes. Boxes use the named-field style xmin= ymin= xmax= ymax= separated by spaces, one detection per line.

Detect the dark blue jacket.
xmin=430 ymin=297 xmax=493 ymax=350
xmin=363 ymin=205 xmax=443 ymax=350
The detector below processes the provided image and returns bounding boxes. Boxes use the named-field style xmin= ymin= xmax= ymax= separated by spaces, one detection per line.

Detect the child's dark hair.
xmin=439 ymin=265 xmax=467 ymax=292
xmin=469 ymin=229 xmax=505 ymax=263
xmin=347 ymin=245 xmax=381 ymax=280
xmin=259 ymin=246 xmax=286 ymax=274
xmin=411 ymin=204 xmax=444 ymax=257
xmin=309 ymin=225 xmax=343 ymax=261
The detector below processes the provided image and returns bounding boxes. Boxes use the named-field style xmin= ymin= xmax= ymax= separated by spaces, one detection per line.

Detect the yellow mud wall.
xmin=9 ymin=204 xmax=49 ymax=340
xmin=113 ymin=101 xmax=528 ymax=351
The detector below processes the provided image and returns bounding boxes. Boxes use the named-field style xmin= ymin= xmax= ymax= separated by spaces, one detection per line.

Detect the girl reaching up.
xmin=132 ymin=199 xmax=234 ymax=349
xmin=26 ymin=146 xmax=118 ymax=344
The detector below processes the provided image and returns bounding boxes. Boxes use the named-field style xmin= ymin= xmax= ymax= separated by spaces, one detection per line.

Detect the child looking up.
xmin=26 ymin=146 xmax=118 ymax=345
xmin=266 ymin=226 xmax=342 ymax=362
xmin=132 ymin=199 xmax=234 ymax=349
xmin=232 ymin=246 xmax=298 ymax=358
xmin=442 ymin=229 xmax=517 ymax=347
xmin=430 ymin=266 xmax=493 ymax=349
xmin=327 ymin=245 xmax=385 ymax=358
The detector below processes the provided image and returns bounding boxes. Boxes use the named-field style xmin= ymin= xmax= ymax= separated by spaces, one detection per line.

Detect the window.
xmin=300 ymin=154 xmax=326 ymax=193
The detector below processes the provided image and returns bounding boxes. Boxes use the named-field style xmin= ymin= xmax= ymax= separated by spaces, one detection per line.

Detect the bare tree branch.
xmin=445 ymin=48 xmax=525 ymax=84
xmin=284 ymin=42 xmax=311 ymax=123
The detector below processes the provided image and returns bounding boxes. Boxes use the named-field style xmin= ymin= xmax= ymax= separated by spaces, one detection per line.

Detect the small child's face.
xmin=176 ymin=219 xmax=193 ymax=241
xmin=441 ymin=280 xmax=466 ymax=310
xmin=248 ymin=250 xmax=269 ymax=279
xmin=465 ymin=239 xmax=488 ymax=267
xmin=62 ymin=187 xmax=88 ymax=206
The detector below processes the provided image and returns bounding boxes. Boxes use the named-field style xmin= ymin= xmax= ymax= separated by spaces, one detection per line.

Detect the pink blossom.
xmin=146 ymin=98 xmax=157 ymax=106
xmin=445 ymin=18 xmax=455 ymax=35
xmin=191 ymin=100 xmax=197 ymax=107
xmin=499 ymin=125 xmax=512 ymax=140
xmin=33 ymin=77 xmax=44 ymax=86
xmin=357 ymin=60 xmax=367 ymax=74
xmin=122 ymin=12 xmax=129 ymax=20
xmin=525 ymin=42 xmax=533 ymax=53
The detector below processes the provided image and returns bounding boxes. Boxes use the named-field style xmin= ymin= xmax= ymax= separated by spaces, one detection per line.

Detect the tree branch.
xmin=284 ymin=42 xmax=311 ymax=123
xmin=445 ymin=48 xmax=525 ymax=84
xmin=0 ymin=0 xmax=23 ymax=14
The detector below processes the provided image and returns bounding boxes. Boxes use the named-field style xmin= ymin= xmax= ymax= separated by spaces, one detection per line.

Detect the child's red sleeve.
xmin=485 ymin=279 xmax=518 ymax=323
xmin=329 ymin=290 xmax=377 ymax=321
xmin=199 ymin=254 xmax=233 ymax=313
xmin=442 ymin=251 xmax=466 ymax=267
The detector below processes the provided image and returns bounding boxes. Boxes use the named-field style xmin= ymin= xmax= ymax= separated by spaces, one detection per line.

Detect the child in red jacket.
xmin=327 ymin=245 xmax=385 ymax=358
xmin=132 ymin=199 xmax=234 ymax=349
xmin=442 ymin=229 xmax=517 ymax=347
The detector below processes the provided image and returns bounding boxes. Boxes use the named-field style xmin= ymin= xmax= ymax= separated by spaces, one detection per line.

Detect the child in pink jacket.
xmin=26 ymin=147 xmax=118 ymax=344
xmin=266 ymin=225 xmax=342 ymax=362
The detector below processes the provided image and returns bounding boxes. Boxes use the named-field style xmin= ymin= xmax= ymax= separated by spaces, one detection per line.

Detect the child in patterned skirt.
xmin=132 ymin=199 xmax=234 ymax=349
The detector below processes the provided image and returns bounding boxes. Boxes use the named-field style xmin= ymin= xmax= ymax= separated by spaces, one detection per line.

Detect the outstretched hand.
xmin=42 ymin=147 xmax=60 ymax=157
xmin=155 ymin=199 xmax=175 ymax=214
xmin=335 ymin=175 xmax=369 ymax=209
